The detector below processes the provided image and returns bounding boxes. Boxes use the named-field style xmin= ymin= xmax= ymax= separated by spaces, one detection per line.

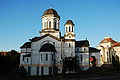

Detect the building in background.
xmin=97 ymin=37 xmax=120 ymax=65
xmin=20 ymin=8 xmax=100 ymax=76
xmin=0 ymin=51 xmax=9 ymax=56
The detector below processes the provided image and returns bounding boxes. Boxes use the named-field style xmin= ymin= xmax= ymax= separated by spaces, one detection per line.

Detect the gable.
xmin=30 ymin=34 xmax=61 ymax=42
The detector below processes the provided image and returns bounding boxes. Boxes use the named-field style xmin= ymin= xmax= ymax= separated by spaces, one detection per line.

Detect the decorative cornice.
xmin=64 ymin=33 xmax=75 ymax=37
xmin=40 ymin=30 xmax=60 ymax=33
xmin=63 ymin=39 xmax=75 ymax=42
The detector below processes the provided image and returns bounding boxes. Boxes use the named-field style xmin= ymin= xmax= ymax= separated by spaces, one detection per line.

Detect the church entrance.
xmin=90 ymin=56 xmax=96 ymax=67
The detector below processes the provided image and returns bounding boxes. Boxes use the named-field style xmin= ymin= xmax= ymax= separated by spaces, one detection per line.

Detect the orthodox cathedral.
xmin=20 ymin=8 xmax=100 ymax=76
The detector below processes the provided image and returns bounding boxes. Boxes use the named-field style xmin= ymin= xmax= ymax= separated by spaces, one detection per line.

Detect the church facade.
xmin=20 ymin=8 xmax=100 ymax=76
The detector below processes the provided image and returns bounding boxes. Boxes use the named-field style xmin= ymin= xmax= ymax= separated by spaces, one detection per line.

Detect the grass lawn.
xmin=0 ymin=69 xmax=120 ymax=80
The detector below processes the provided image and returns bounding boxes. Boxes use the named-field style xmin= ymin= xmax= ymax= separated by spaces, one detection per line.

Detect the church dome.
xmin=65 ymin=20 xmax=75 ymax=26
xmin=43 ymin=8 xmax=59 ymax=18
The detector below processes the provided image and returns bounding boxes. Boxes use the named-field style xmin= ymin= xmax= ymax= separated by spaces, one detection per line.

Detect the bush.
xmin=18 ymin=65 xmax=27 ymax=77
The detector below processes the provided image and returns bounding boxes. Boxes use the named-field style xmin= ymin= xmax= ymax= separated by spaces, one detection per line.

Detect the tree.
xmin=62 ymin=56 xmax=80 ymax=74
xmin=112 ymin=55 xmax=119 ymax=67
xmin=0 ymin=50 xmax=20 ymax=74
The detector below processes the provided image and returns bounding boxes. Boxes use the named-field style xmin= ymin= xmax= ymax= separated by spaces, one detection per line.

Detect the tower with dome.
xmin=20 ymin=8 xmax=100 ymax=76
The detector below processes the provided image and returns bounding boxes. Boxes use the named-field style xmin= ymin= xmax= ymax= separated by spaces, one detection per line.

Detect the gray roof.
xmin=20 ymin=42 xmax=31 ymax=48
xmin=75 ymin=40 xmax=90 ymax=47
xmin=89 ymin=47 xmax=100 ymax=53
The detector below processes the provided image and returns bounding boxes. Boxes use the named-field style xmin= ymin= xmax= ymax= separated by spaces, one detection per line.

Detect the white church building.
xmin=20 ymin=8 xmax=100 ymax=76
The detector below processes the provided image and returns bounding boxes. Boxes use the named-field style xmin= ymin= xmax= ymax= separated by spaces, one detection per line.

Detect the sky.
xmin=0 ymin=0 xmax=120 ymax=52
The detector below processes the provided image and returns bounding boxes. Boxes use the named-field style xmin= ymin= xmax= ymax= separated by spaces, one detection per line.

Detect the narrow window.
xmin=53 ymin=42 xmax=55 ymax=45
xmin=41 ymin=67 xmax=44 ymax=75
xmin=46 ymin=54 xmax=48 ymax=61
xmin=69 ymin=26 xmax=70 ymax=32
xmin=77 ymin=48 xmax=79 ymax=52
xmin=81 ymin=55 xmax=83 ymax=61
xmin=23 ymin=56 xmax=24 ymax=61
xmin=27 ymin=58 xmax=28 ymax=63
xmin=52 ymin=54 xmax=54 ymax=61
xmin=69 ymin=43 xmax=71 ymax=47
xmin=49 ymin=21 xmax=51 ymax=28
xmin=84 ymin=48 xmax=86 ymax=51
xmin=66 ymin=27 xmax=68 ymax=32
xmin=72 ymin=26 xmax=73 ymax=32
xmin=54 ymin=21 xmax=57 ymax=29
xmin=41 ymin=54 xmax=42 ymax=61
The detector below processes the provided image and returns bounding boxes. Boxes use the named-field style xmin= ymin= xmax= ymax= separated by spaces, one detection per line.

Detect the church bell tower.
xmin=64 ymin=20 xmax=75 ymax=39
xmin=40 ymin=8 xmax=61 ymax=38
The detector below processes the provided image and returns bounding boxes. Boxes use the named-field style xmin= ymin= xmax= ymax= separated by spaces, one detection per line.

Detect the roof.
xmin=89 ymin=47 xmax=100 ymax=53
xmin=43 ymin=8 xmax=60 ymax=18
xmin=20 ymin=42 xmax=31 ymax=48
xmin=100 ymin=37 xmax=116 ymax=44
xmin=75 ymin=40 xmax=90 ymax=47
xmin=39 ymin=43 xmax=57 ymax=52
xmin=65 ymin=20 xmax=75 ymax=26
xmin=112 ymin=42 xmax=120 ymax=47
xmin=23 ymin=54 xmax=31 ymax=57
xmin=30 ymin=34 xmax=61 ymax=42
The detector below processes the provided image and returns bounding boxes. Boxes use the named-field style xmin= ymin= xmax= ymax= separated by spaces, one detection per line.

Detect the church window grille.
xmin=46 ymin=54 xmax=48 ymax=61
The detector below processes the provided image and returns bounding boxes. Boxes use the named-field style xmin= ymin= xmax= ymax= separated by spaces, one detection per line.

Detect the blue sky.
xmin=0 ymin=0 xmax=120 ymax=51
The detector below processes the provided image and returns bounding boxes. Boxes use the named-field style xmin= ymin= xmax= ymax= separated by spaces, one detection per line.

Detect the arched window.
xmin=81 ymin=55 xmax=83 ymax=61
xmin=54 ymin=20 xmax=57 ymax=29
xmin=69 ymin=26 xmax=71 ymax=32
xmin=46 ymin=54 xmax=48 ymax=61
xmin=72 ymin=26 xmax=73 ymax=32
xmin=66 ymin=27 xmax=68 ymax=32
xmin=49 ymin=21 xmax=51 ymax=28
xmin=69 ymin=43 xmax=71 ymax=47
